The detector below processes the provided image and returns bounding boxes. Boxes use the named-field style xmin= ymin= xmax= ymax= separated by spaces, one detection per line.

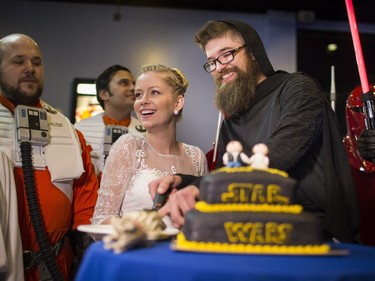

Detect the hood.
xmin=220 ymin=20 xmax=275 ymax=77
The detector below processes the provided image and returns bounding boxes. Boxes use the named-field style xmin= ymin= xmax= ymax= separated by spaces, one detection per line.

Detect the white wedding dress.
xmin=91 ymin=134 xmax=208 ymax=225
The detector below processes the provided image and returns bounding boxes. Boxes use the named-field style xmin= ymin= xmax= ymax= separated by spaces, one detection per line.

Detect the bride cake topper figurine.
xmin=248 ymin=143 xmax=269 ymax=169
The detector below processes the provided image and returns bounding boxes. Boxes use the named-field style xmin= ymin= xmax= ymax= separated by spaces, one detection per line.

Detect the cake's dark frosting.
xmin=183 ymin=210 xmax=324 ymax=245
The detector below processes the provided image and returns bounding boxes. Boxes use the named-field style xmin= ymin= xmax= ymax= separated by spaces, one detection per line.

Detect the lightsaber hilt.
xmin=330 ymin=65 xmax=336 ymax=112
xmin=361 ymin=90 xmax=375 ymax=130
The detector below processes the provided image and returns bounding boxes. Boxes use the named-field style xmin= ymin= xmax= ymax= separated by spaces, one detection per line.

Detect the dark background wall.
xmin=297 ymin=29 xmax=375 ymax=136
xmin=2 ymin=0 xmax=375 ymax=152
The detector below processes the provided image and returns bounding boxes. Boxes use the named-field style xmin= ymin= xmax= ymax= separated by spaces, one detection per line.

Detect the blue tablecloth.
xmin=75 ymin=241 xmax=375 ymax=281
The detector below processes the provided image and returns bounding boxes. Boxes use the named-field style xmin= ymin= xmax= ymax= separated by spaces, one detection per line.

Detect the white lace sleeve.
xmin=91 ymin=134 xmax=136 ymax=225
xmin=181 ymin=144 xmax=209 ymax=177
xmin=196 ymin=147 xmax=209 ymax=176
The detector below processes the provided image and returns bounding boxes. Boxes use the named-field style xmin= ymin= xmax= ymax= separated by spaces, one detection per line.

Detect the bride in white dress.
xmin=91 ymin=64 xmax=208 ymax=225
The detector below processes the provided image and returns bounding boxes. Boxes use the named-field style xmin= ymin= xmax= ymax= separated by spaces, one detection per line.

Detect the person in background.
xmin=358 ymin=130 xmax=375 ymax=160
xmin=343 ymin=85 xmax=375 ymax=246
xmin=91 ymin=64 xmax=208 ymax=226
xmin=149 ymin=20 xmax=360 ymax=243
xmin=75 ymin=65 xmax=146 ymax=180
xmin=0 ymin=33 xmax=98 ymax=280
xmin=356 ymin=106 xmax=375 ymax=163
xmin=0 ymin=149 xmax=24 ymax=281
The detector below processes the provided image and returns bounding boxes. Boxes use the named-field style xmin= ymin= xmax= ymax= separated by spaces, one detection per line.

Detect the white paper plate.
xmin=77 ymin=224 xmax=179 ymax=241
xmin=162 ymin=228 xmax=180 ymax=236
xmin=77 ymin=224 xmax=114 ymax=240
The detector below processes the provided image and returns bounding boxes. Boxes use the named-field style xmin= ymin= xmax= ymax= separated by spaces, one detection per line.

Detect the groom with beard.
xmin=149 ymin=20 xmax=360 ymax=244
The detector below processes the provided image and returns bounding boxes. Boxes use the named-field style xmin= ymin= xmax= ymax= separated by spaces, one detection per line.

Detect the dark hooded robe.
xmin=217 ymin=20 xmax=360 ymax=243
xmin=180 ymin=20 xmax=360 ymax=243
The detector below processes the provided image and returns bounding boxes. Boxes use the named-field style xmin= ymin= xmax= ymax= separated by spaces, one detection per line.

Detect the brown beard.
xmin=214 ymin=58 xmax=260 ymax=117
xmin=0 ymin=74 xmax=43 ymax=106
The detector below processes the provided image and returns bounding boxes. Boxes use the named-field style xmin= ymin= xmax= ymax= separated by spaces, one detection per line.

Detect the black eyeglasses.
xmin=203 ymin=44 xmax=247 ymax=73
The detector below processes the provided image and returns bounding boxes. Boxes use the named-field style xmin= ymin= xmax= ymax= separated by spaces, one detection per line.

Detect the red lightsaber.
xmin=345 ymin=0 xmax=375 ymax=130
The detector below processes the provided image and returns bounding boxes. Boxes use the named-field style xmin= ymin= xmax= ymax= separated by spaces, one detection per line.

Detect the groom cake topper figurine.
xmin=222 ymin=140 xmax=250 ymax=167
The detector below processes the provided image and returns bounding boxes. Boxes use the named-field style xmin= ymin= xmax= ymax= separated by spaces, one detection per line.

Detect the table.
xmin=75 ymin=241 xmax=375 ymax=281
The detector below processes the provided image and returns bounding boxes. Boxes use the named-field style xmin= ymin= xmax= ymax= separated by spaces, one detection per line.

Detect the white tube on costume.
xmin=330 ymin=65 xmax=336 ymax=112
xmin=213 ymin=111 xmax=222 ymax=162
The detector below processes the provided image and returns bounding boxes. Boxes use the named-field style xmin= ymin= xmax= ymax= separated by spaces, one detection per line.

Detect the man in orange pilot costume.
xmin=75 ymin=65 xmax=146 ymax=181
xmin=0 ymin=34 xmax=99 ymax=280
xmin=343 ymin=85 xmax=375 ymax=246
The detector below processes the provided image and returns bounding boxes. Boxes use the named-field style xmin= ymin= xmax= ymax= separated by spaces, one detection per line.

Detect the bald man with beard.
xmin=149 ymin=20 xmax=360 ymax=244
xmin=0 ymin=33 xmax=98 ymax=281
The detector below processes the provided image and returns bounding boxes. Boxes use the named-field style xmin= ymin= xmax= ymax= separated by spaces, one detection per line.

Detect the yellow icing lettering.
xmin=267 ymin=185 xmax=289 ymax=204
xmin=250 ymin=222 xmax=264 ymax=244
xmin=224 ymin=222 xmax=235 ymax=242
xmin=265 ymin=222 xmax=278 ymax=243
xmin=239 ymin=187 xmax=248 ymax=202
xmin=250 ymin=184 xmax=265 ymax=203
xmin=224 ymin=221 xmax=293 ymax=244
xmin=222 ymin=183 xmax=244 ymax=202
xmin=274 ymin=223 xmax=293 ymax=244
xmin=225 ymin=222 xmax=256 ymax=243
xmin=221 ymin=183 xmax=289 ymax=204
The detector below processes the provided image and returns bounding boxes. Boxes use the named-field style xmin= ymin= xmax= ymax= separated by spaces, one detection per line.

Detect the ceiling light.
xmin=327 ymin=43 xmax=338 ymax=52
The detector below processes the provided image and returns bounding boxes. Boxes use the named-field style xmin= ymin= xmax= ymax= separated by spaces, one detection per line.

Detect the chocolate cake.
xmin=175 ymin=166 xmax=330 ymax=254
